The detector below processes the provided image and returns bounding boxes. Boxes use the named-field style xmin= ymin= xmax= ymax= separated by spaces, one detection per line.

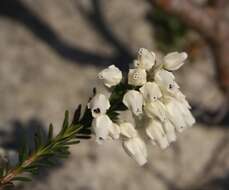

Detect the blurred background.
xmin=0 ymin=0 xmax=229 ymax=189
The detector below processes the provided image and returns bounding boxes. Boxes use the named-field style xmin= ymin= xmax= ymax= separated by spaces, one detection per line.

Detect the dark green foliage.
xmin=18 ymin=139 xmax=29 ymax=164
xmin=72 ymin=105 xmax=82 ymax=125
xmin=47 ymin=124 xmax=54 ymax=143
xmin=107 ymin=83 xmax=128 ymax=121
xmin=109 ymin=83 xmax=128 ymax=110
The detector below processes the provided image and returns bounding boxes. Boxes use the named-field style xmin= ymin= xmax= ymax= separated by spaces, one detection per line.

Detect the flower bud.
xmin=155 ymin=70 xmax=191 ymax=108
xmin=123 ymin=90 xmax=144 ymax=116
xmin=144 ymin=101 xmax=166 ymax=121
xmin=165 ymin=97 xmax=195 ymax=132
xmin=88 ymin=94 xmax=110 ymax=118
xmin=128 ymin=69 xmax=147 ymax=86
xmin=145 ymin=119 xmax=169 ymax=149
xmin=174 ymin=90 xmax=191 ymax=109
xmin=175 ymin=99 xmax=195 ymax=127
xmin=92 ymin=114 xmax=113 ymax=143
xmin=134 ymin=48 xmax=156 ymax=71
xmin=163 ymin=120 xmax=176 ymax=143
xmin=164 ymin=52 xmax=187 ymax=71
xmin=109 ymin=123 xmax=120 ymax=140
xmin=119 ymin=122 xmax=138 ymax=138
xmin=123 ymin=136 xmax=147 ymax=166
xmin=154 ymin=69 xmax=175 ymax=87
xmin=140 ymin=82 xmax=162 ymax=103
xmin=98 ymin=65 xmax=122 ymax=87
xmin=154 ymin=69 xmax=179 ymax=95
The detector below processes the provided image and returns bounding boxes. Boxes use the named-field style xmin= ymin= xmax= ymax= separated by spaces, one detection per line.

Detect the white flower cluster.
xmin=88 ymin=48 xmax=195 ymax=166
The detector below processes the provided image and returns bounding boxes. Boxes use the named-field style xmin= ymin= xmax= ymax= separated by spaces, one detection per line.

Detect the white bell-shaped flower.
xmin=163 ymin=120 xmax=176 ymax=143
xmin=92 ymin=114 xmax=113 ymax=143
xmin=145 ymin=119 xmax=169 ymax=149
xmin=155 ymin=70 xmax=191 ymax=108
xmin=109 ymin=123 xmax=121 ymax=140
xmin=175 ymin=99 xmax=195 ymax=127
xmin=123 ymin=90 xmax=144 ymax=116
xmin=119 ymin=122 xmax=138 ymax=138
xmin=88 ymin=94 xmax=110 ymax=118
xmin=164 ymin=52 xmax=187 ymax=71
xmin=154 ymin=69 xmax=180 ymax=95
xmin=140 ymin=82 xmax=162 ymax=103
xmin=98 ymin=65 xmax=122 ymax=87
xmin=134 ymin=48 xmax=156 ymax=71
xmin=155 ymin=69 xmax=176 ymax=88
xmin=123 ymin=136 xmax=147 ymax=166
xmin=165 ymin=97 xmax=195 ymax=132
xmin=165 ymin=99 xmax=187 ymax=132
xmin=173 ymin=90 xmax=191 ymax=109
xmin=128 ymin=68 xmax=147 ymax=86
xmin=162 ymin=87 xmax=190 ymax=109
xmin=144 ymin=101 xmax=166 ymax=121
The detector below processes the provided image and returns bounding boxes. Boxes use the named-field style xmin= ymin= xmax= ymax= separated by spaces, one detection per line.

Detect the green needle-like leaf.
xmin=48 ymin=124 xmax=54 ymax=142
xmin=12 ymin=177 xmax=32 ymax=182
xmin=72 ymin=105 xmax=82 ymax=125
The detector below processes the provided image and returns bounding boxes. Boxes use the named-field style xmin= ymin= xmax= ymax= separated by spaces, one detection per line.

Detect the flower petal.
xmin=119 ymin=122 xmax=138 ymax=138
xmin=140 ymin=82 xmax=162 ymax=103
xmin=164 ymin=52 xmax=187 ymax=71
xmin=128 ymin=68 xmax=147 ymax=86
xmin=163 ymin=120 xmax=176 ymax=143
xmin=109 ymin=123 xmax=120 ymax=140
xmin=175 ymin=100 xmax=195 ymax=127
xmin=92 ymin=115 xmax=113 ymax=143
xmin=98 ymin=65 xmax=122 ymax=87
xmin=123 ymin=137 xmax=147 ymax=166
xmin=144 ymin=101 xmax=166 ymax=121
xmin=165 ymin=98 xmax=191 ymax=132
xmin=135 ymin=48 xmax=156 ymax=71
xmin=123 ymin=90 xmax=144 ymax=116
xmin=154 ymin=69 xmax=181 ymax=96
xmin=145 ymin=119 xmax=169 ymax=149
xmin=155 ymin=69 xmax=175 ymax=87
xmin=88 ymin=94 xmax=110 ymax=118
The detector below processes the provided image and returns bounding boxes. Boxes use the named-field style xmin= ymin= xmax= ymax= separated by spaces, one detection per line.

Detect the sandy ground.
xmin=0 ymin=0 xmax=228 ymax=190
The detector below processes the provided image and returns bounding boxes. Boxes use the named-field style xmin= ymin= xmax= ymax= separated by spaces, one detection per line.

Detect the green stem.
xmin=0 ymin=124 xmax=83 ymax=188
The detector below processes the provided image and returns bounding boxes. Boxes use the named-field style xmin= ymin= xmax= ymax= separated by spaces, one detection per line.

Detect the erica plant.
xmin=0 ymin=48 xmax=195 ymax=188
